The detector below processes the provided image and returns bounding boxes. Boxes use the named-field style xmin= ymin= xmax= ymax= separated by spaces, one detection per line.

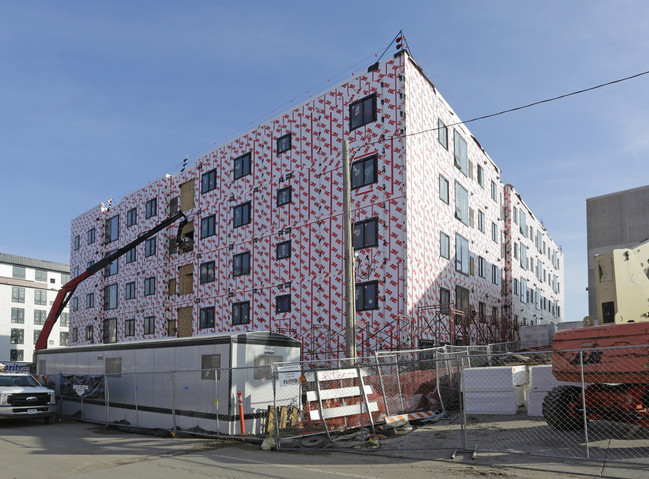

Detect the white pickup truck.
xmin=0 ymin=373 xmax=56 ymax=423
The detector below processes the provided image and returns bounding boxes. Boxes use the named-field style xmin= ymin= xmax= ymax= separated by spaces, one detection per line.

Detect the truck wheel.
xmin=542 ymin=386 xmax=583 ymax=430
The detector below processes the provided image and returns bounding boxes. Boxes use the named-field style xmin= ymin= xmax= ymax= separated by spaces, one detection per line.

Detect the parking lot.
xmin=2 ymin=418 xmax=648 ymax=479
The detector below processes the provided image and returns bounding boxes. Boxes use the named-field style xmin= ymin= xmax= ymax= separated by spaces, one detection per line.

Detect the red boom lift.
xmin=34 ymin=210 xmax=187 ymax=351
xmin=543 ymin=240 xmax=649 ymax=429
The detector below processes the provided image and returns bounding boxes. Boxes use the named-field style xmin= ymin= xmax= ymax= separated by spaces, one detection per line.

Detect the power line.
xmin=354 ymin=68 xmax=649 ymax=152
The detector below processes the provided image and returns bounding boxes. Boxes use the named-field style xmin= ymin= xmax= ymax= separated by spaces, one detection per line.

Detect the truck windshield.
xmin=0 ymin=375 xmax=41 ymax=387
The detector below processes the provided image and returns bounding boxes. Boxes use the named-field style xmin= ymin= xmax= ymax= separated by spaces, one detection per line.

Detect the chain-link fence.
xmin=56 ymin=344 xmax=649 ymax=467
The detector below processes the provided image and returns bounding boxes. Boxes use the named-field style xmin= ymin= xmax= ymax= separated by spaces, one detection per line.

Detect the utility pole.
xmin=343 ymin=140 xmax=357 ymax=361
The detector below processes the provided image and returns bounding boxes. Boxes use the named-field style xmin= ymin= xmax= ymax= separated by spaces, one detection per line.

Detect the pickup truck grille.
xmin=9 ymin=393 xmax=51 ymax=407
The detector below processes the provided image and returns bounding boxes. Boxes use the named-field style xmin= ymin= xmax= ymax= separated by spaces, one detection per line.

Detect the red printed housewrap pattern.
xmin=69 ymin=51 xmax=564 ymax=359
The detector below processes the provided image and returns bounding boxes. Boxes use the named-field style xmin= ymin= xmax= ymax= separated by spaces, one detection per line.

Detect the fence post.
xmin=375 ymin=356 xmax=390 ymax=417
xmin=272 ymin=364 xmax=280 ymax=450
xmin=460 ymin=356 xmax=468 ymax=450
xmin=170 ymin=371 xmax=176 ymax=434
xmin=238 ymin=391 xmax=246 ymax=435
xmin=579 ymin=350 xmax=590 ymax=459
xmin=104 ymin=373 xmax=108 ymax=426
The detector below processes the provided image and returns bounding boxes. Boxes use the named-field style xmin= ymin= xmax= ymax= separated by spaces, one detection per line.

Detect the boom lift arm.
xmin=35 ymin=210 xmax=188 ymax=351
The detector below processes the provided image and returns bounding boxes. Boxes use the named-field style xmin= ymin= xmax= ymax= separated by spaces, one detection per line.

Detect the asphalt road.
xmin=0 ymin=418 xmax=644 ymax=479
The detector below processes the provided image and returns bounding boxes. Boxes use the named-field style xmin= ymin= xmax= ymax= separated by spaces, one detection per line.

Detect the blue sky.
xmin=1 ymin=1 xmax=648 ymax=322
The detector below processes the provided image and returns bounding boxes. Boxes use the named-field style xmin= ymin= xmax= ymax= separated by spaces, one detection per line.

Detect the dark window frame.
xmin=145 ymin=198 xmax=157 ymax=219
xmin=201 ymin=168 xmax=217 ymax=194
xmin=276 ymin=294 xmax=291 ymax=314
xmin=277 ymin=133 xmax=292 ymax=154
xmin=351 ymin=154 xmax=378 ymax=190
xmin=233 ymin=251 xmax=251 ymax=277
xmin=145 ymin=237 xmax=157 ymax=257
xmin=105 ymin=215 xmax=119 ymax=244
xmin=233 ymin=201 xmax=251 ymax=228
xmin=87 ymin=228 xmax=96 ymax=245
xmin=233 ymin=152 xmax=252 ymax=180
xmin=233 ymin=301 xmax=251 ymax=325
xmin=349 ymin=93 xmax=377 ymax=131
xmin=276 ymin=240 xmax=291 ymax=260
xmin=199 ymin=306 xmax=215 ymax=329
xmin=125 ymin=281 xmax=136 ymax=300
xmin=352 ymin=217 xmax=379 ymax=250
xmin=125 ymin=318 xmax=135 ymax=337
xmin=143 ymin=316 xmax=155 ymax=335
xmin=438 ymin=118 xmax=448 ymax=149
xmin=200 ymin=261 xmax=216 ymax=284
xmin=277 ymin=186 xmax=292 ymax=206
xmin=201 ymin=214 xmax=216 ymax=238
xmin=144 ymin=276 xmax=156 ymax=296
xmin=127 ymin=207 xmax=137 ymax=227
xmin=355 ymin=281 xmax=379 ymax=312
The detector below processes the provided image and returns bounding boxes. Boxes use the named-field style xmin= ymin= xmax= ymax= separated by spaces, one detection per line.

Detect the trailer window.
xmin=201 ymin=354 xmax=221 ymax=380
xmin=106 ymin=357 xmax=122 ymax=376
xmin=254 ymin=354 xmax=283 ymax=380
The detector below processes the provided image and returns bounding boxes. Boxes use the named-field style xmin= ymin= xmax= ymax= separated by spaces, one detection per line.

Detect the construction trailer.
xmin=35 ymin=331 xmax=301 ymax=435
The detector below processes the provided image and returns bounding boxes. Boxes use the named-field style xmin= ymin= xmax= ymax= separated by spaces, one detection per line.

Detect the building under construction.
xmin=68 ymin=48 xmax=564 ymax=360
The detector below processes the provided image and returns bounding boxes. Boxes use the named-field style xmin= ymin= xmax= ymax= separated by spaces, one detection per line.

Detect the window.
xmin=233 ymin=301 xmax=251 ymax=325
xmin=478 ymin=210 xmax=485 ymax=233
xmin=12 ymin=266 xmax=26 ymax=279
xmin=73 ymin=266 xmax=79 ymax=277
xmin=276 ymin=294 xmax=291 ymax=313
xmin=353 ymin=217 xmax=378 ymax=249
xmin=85 ymin=325 xmax=94 ymax=342
xmin=352 ymin=155 xmax=378 ymax=189
xmin=439 ymin=175 xmax=449 ymax=204
xmin=127 ymin=207 xmax=137 ymax=227
xmin=125 ymin=281 xmax=136 ymax=300
xmin=104 ymin=284 xmax=118 ymax=310
xmin=144 ymin=277 xmax=156 ymax=296
xmin=454 ymin=130 xmax=468 ymax=175
xmin=233 ymin=251 xmax=251 ymax=277
xmin=277 ymin=186 xmax=292 ymax=206
xmin=276 ymin=240 xmax=291 ymax=260
xmin=11 ymin=308 xmax=24 ymax=324
xmin=277 ymin=133 xmax=292 ymax=154
xmin=33 ymin=330 xmax=42 ymax=344
xmin=12 ymin=286 xmax=25 ymax=303
xmin=125 ymin=248 xmax=136 ymax=264
xmin=491 ymin=180 xmax=498 ymax=202
xmin=477 ymin=257 xmax=486 ymax=278
xmin=145 ymin=198 xmax=157 ymax=218
xmin=202 ymin=168 xmax=217 ymax=193
xmin=72 ymin=327 xmax=78 ymax=343
xmin=233 ymin=201 xmax=251 ymax=228
xmin=72 ymin=297 xmax=78 ymax=311
xmin=60 ymin=332 xmax=69 ymax=346
xmin=10 ymin=329 xmax=24 ymax=344
xmin=477 ymin=165 xmax=484 ymax=187
xmin=254 ymin=353 xmax=283 ymax=380
xmin=200 ymin=261 xmax=216 ymax=283
xmin=34 ymin=289 xmax=47 ymax=305
xmin=437 ymin=118 xmax=448 ymax=149
xmin=103 ymin=318 xmax=117 ymax=344
xmin=492 ymin=265 xmax=499 ymax=284
xmin=201 ymin=354 xmax=221 ymax=380
xmin=145 ymin=237 xmax=157 ymax=257
xmin=455 ymin=181 xmax=469 ymax=225
xmin=61 ymin=272 xmax=70 ymax=283
xmin=104 ymin=251 xmax=118 ymax=276
xmin=520 ymin=278 xmax=528 ymax=303
xmin=355 ymin=281 xmax=378 ymax=311
xmin=199 ymin=306 xmax=215 ymax=329
xmin=144 ymin=316 xmax=155 ymax=335
xmin=455 ymin=234 xmax=470 ymax=275
xmin=34 ymin=310 xmax=46 ymax=325
xmin=440 ymin=288 xmax=450 ymax=314
xmin=234 ymin=152 xmax=252 ymax=180
xmin=514 ymin=278 xmax=519 ymax=295
xmin=349 ymin=94 xmax=377 ymax=130
xmin=10 ymin=349 xmax=24 ymax=361
xmin=105 ymin=215 xmax=119 ymax=243
xmin=35 ymin=269 xmax=47 ymax=282
xmin=74 ymin=235 xmax=80 ymax=251
xmin=491 ymin=222 xmax=498 ymax=243
xmin=86 ymin=292 xmax=94 ymax=309
xmin=201 ymin=214 xmax=216 ymax=238
xmin=520 ymin=244 xmax=527 ymax=270
xmin=440 ymin=232 xmax=450 ymax=259
xmin=125 ymin=319 xmax=135 ymax=337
